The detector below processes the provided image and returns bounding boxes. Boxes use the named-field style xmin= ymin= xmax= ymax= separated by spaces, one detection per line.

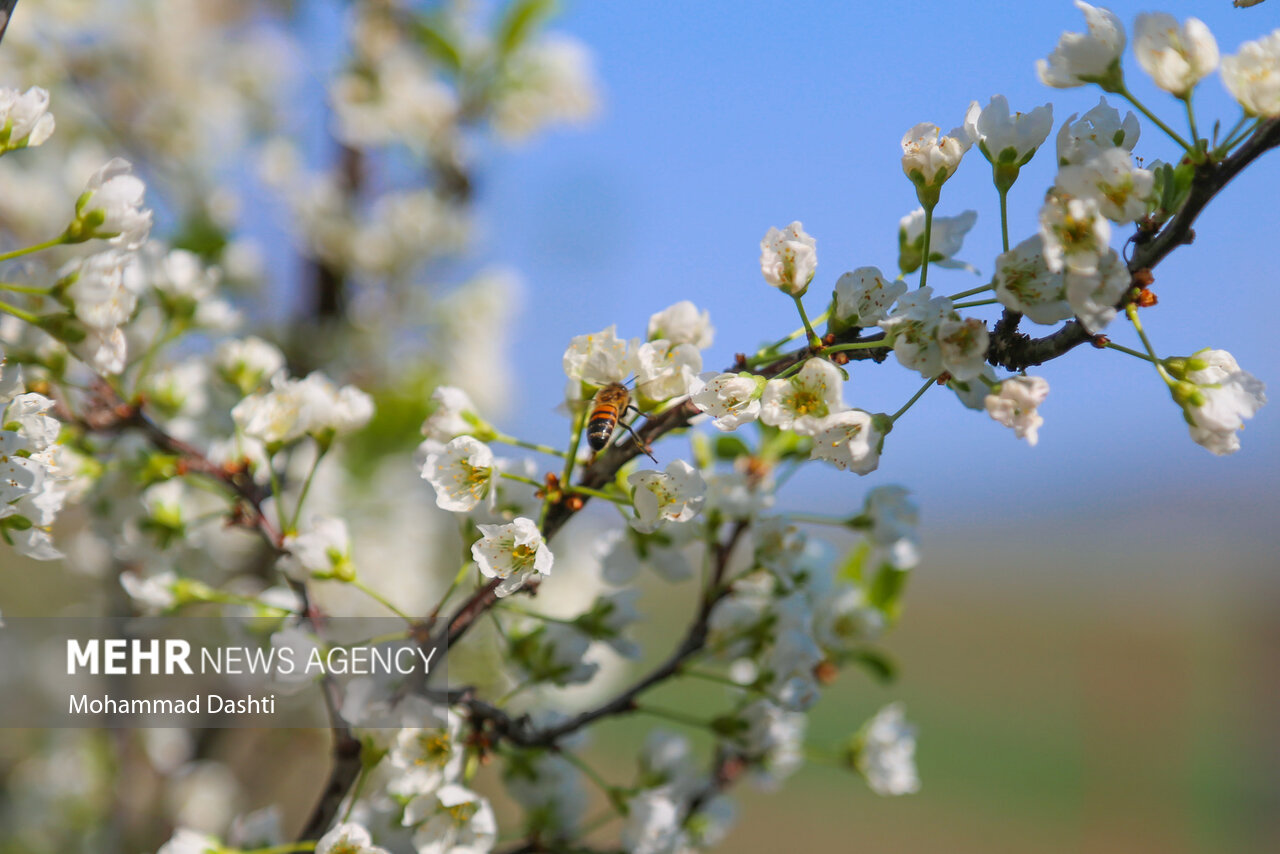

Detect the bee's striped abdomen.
xmin=587 ymin=403 xmax=620 ymax=451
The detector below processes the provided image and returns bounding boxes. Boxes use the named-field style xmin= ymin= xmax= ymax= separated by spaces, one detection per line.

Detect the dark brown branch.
xmin=989 ymin=117 xmax=1280 ymax=371
xmin=463 ymin=523 xmax=747 ymax=750
xmin=73 ymin=385 xmax=281 ymax=547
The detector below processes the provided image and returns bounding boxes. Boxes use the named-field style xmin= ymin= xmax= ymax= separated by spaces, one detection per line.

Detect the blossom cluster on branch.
xmin=0 ymin=3 xmax=1276 ymax=854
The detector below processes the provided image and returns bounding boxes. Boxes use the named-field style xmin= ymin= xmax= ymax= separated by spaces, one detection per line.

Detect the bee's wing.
xmin=0 ymin=1 xmax=17 ymax=47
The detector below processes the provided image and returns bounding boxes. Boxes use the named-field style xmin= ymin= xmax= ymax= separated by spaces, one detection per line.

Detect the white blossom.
xmin=279 ymin=515 xmax=353 ymax=581
xmin=5 ymin=392 xmax=60 ymax=451
xmin=64 ymin=250 xmax=142 ymax=332
xmin=898 ymin=208 xmax=980 ymax=275
xmin=705 ymin=459 xmax=776 ymax=519
xmin=621 ymin=789 xmax=683 ymax=854
xmin=760 ymin=358 xmax=847 ymax=435
xmin=503 ymin=752 xmax=587 ymax=838
xmin=993 ymin=235 xmax=1072 ymax=325
xmin=76 ymin=327 xmax=128 ymax=375
xmin=640 ymin=731 xmax=698 ymax=790
xmin=157 ymin=828 xmax=221 ymax=854
xmin=707 ymin=595 xmax=769 ymax=661
xmin=315 ymin=823 xmax=390 ymax=854
xmin=1134 ymin=14 xmax=1219 ymax=97
xmin=937 ymin=317 xmax=990 ymax=381
xmin=269 ymin=627 xmax=323 ymax=694
xmin=0 ymin=357 xmax=21 ymax=403
xmin=949 ymin=367 xmax=999 ymax=411
xmin=878 ymin=287 xmax=954 ymax=379
xmin=389 ymin=712 xmax=467 ymax=796
xmin=144 ymin=359 xmax=210 ymax=422
xmin=985 ymin=375 xmax=1050 ymax=445
xmin=1039 ymin=192 xmax=1110 ymax=275
xmin=120 ymin=570 xmax=179 ymax=613
xmin=563 ymin=325 xmax=635 ymax=387
xmin=600 ymin=525 xmax=694 ymax=585
xmin=215 ymin=336 xmax=285 ymax=395
xmin=512 ymin=622 xmax=599 ymax=686
xmin=0 ymin=86 xmax=55 ymax=151
xmin=768 ymin=626 xmax=824 ymax=711
xmin=1056 ymin=97 xmax=1140 ymax=166
xmin=647 ymin=300 xmax=714 ymax=349
xmin=1168 ymin=348 xmax=1267 ymax=455
xmin=127 ymin=248 xmax=221 ymax=303
xmin=1065 ymin=248 xmax=1129 ymax=333
xmin=964 ymin=95 xmax=1053 ymax=166
xmin=330 ymin=48 xmax=457 ymax=148
xmin=1220 ymin=29 xmax=1280 ymax=117
xmin=407 ymin=784 xmax=497 ymax=853
xmin=814 ymin=586 xmax=885 ymax=652
xmin=857 ymin=703 xmax=920 ymax=796
xmin=833 ymin=267 xmax=907 ymax=328
xmin=753 ymin=517 xmax=812 ymax=582
xmin=422 ymin=386 xmax=485 ymax=443
xmin=809 ymin=409 xmax=884 ymax=475
xmin=759 ymin=221 xmax=817 ymax=297
xmin=232 ymin=372 xmax=373 ymax=445
xmin=684 ymin=795 xmax=736 ymax=849
xmin=1036 ymin=1 xmax=1126 ymax=89
xmin=1056 ymin=148 xmax=1154 ymax=224
xmin=688 ymin=372 xmax=764 ymax=431
xmin=634 ymin=339 xmax=701 ymax=402
xmin=901 ymin=122 xmax=971 ymax=192
xmin=73 ymin=158 xmax=153 ymax=249
xmin=863 ymin=485 xmax=921 ymax=571
xmin=492 ymin=34 xmax=600 ymax=142
xmin=421 ymin=437 xmax=495 ymax=513
xmin=471 ymin=517 xmax=552 ymax=597
xmin=576 ymin=589 xmax=643 ymax=658
xmin=741 ymin=700 xmax=806 ymax=787
xmin=628 ymin=459 xmax=706 ymax=534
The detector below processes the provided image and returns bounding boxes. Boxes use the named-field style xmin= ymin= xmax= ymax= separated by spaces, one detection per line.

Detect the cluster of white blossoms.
xmin=7 ymin=132 xmax=159 ymax=375
xmin=1039 ymin=3 xmax=1280 ymax=117
xmin=1164 ymin=349 xmax=1268 ymax=456
xmin=0 ymin=86 xmax=55 ymax=153
xmin=0 ymin=359 xmax=84 ymax=560
xmin=417 ymin=385 xmax=552 ymax=598
xmin=565 ymin=300 xmax=714 ymax=406
xmin=232 ymin=371 xmax=374 ymax=448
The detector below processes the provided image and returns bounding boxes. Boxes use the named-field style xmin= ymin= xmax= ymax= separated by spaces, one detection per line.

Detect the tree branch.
xmin=463 ymin=522 xmax=747 ymax=750
xmin=988 ymin=117 xmax=1280 ymax=371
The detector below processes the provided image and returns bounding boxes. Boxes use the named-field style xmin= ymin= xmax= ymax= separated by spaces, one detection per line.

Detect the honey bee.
xmin=587 ymin=382 xmax=657 ymax=462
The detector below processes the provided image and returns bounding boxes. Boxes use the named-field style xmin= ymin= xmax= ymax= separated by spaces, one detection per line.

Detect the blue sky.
xmin=472 ymin=1 xmax=1279 ymax=538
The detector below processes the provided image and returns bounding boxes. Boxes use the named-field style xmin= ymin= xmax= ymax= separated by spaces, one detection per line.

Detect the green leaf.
xmin=713 ymin=435 xmax=752 ymax=461
xmin=846 ymin=648 xmax=897 ymax=684
xmin=137 ymin=453 xmax=181 ymax=487
xmin=170 ymin=212 xmax=228 ymax=261
xmin=496 ymin=0 xmax=557 ymax=57
xmin=411 ymin=16 xmax=464 ymax=73
xmin=837 ymin=540 xmax=870 ymax=584
xmin=867 ymin=565 xmax=909 ymax=619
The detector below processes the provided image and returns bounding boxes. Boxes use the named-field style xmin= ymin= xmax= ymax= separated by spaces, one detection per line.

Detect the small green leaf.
xmin=867 ymin=565 xmax=909 ymax=619
xmin=496 ymin=0 xmax=557 ymax=57
xmin=847 ymin=648 xmax=897 ymax=684
xmin=411 ymin=16 xmax=465 ymax=73
xmin=713 ymin=435 xmax=752 ymax=461
xmin=837 ymin=540 xmax=870 ymax=584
